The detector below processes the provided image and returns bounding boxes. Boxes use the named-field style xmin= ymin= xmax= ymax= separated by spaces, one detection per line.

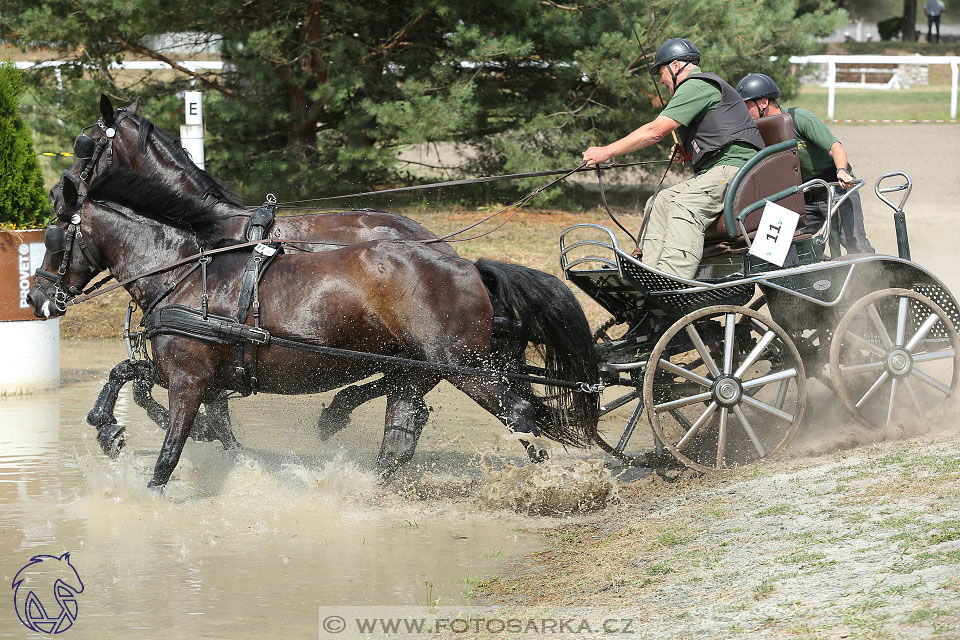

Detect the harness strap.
xmin=234 ymin=243 xmax=281 ymax=395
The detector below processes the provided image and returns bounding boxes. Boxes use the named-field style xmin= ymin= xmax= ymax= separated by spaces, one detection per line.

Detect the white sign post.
xmin=180 ymin=91 xmax=205 ymax=169
xmin=747 ymin=201 xmax=801 ymax=267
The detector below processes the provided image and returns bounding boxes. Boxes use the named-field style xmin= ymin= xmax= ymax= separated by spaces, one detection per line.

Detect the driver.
xmin=736 ymin=73 xmax=874 ymax=254
xmin=582 ymin=38 xmax=764 ymax=279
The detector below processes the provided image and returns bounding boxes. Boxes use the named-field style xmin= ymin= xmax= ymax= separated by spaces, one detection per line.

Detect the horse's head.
xmin=63 ymin=94 xmax=143 ymax=196
xmin=27 ymin=174 xmax=105 ymax=318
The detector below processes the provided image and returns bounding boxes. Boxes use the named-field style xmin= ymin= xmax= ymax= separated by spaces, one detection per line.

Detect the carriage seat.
xmin=702 ymin=113 xmax=807 ymax=259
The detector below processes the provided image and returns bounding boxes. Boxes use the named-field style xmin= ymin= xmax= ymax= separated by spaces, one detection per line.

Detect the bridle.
xmin=71 ymin=108 xmax=136 ymax=189
xmin=34 ymin=198 xmax=109 ymax=313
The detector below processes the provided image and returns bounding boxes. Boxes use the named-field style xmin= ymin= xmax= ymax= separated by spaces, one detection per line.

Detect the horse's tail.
xmin=474 ymin=258 xmax=599 ymax=448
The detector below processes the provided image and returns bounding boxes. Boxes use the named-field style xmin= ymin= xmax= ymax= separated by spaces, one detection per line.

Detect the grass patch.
xmin=755 ymin=503 xmax=793 ymax=518
xmin=792 ymin=84 xmax=959 ymax=122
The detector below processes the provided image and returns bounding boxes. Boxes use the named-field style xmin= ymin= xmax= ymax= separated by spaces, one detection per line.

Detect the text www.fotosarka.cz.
xmin=319 ymin=606 xmax=641 ymax=638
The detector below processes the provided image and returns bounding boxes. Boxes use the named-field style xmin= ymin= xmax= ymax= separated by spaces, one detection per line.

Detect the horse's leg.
xmin=148 ymin=384 xmax=205 ymax=490
xmin=133 ymin=379 xmax=239 ymax=448
xmin=449 ymin=378 xmax=548 ymax=462
xmin=87 ymin=359 xmax=143 ymax=458
xmin=376 ymin=376 xmax=437 ymax=479
xmin=318 ymin=376 xmax=390 ymax=440
xmin=196 ymin=396 xmax=242 ymax=450
xmin=132 ymin=378 xmax=170 ymax=430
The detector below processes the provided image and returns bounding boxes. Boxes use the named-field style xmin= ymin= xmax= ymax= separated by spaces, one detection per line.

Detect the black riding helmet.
xmin=650 ymin=38 xmax=700 ymax=93
xmin=736 ymin=73 xmax=781 ymax=102
xmin=650 ymin=38 xmax=701 ymax=73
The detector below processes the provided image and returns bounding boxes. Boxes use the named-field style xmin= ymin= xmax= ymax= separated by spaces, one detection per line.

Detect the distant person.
xmin=582 ymin=38 xmax=764 ymax=279
xmin=736 ymin=73 xmax=875 ymax=254
xmin=926 ymin=0 xmax=946 ymax=43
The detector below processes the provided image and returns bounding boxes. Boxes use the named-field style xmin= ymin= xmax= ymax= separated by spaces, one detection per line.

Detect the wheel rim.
xmin=643 ymin=305 xmax=806 ymax=473
xmin=830 ymin=288 xmax=960 ymax=429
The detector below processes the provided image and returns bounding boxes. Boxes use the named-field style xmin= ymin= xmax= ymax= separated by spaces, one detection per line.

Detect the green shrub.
xmin=878 ymin=16 xmax=902 ymax=41
xmin=0 ymin=62 xmax=48 ymax=229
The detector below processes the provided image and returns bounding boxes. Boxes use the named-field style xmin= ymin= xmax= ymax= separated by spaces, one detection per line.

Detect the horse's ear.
xmin=61 ymin=174 xmax=79 ymax=210
xmin=99 ymin=94 xmax=115 ymax=125
xmin=126 ymin=96 xmax=141 ymax=114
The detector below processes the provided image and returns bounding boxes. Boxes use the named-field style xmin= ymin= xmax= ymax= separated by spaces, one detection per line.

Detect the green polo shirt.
xmin=660 ymin=66 xmax=758 ymax=173
xmin=790 ymin=107 xmax=840 ymax=180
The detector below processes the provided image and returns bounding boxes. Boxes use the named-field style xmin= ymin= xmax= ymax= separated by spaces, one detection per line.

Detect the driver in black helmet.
xmin=736 ymin=73 xmax=874 ymax=254
xmin=582 ymin=38 xmax=764 ymax=279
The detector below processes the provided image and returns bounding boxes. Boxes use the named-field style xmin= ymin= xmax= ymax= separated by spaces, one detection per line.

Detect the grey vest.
xmin=675 ymin=72 xmax=765 ymax=171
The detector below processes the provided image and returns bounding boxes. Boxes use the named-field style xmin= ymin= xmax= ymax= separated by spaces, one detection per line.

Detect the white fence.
xmin=789 ymin=55 xmax=960 ymax=120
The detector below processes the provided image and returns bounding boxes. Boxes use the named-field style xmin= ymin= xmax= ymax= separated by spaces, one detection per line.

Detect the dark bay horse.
xmin=62 ymin=95 xmax=461 ymax=444
xmin=29 ymin=170 xmax=599 ymax=488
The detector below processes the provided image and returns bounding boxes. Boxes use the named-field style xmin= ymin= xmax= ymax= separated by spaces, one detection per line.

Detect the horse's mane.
xmin=89 ymin=167 xmax=227 ymax=245
xmin=133 ymin=113 xmax=244 ymax=207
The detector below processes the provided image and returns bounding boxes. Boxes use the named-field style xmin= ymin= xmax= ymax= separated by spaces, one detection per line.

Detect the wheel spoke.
xmin=733 ymin=404 xmax=766 ymax=458
xmin=910 ymin=368 xmax=952 ymax=396
xmin=723 ymin=313 xmax=736 ymax=375
xmin=912 ymin=348 xmax=956 ymax=363
xmin=676 ymin=401 xmax=718 ymax=451
xmin=716 ymin=407 xmax=728 ymax=468
xmin=854 ymin=371 xmax=890 ymax=409
xmin=895 ymin=296 xmax=909 ymax=345
xmin=838 ymin=360 xmax=887 ymax=375
xmin=844 ymin=330 xmax=887 ymax=358
xmin=867 ymin=302 xmax=894 ymax=349
xmin=657 ymin=358 xmax=713 ymax=388
xmin=733 ymin=330 xmax=777 ymax=378
xmin=774 ymin=379 xmax=789 ymax=409
xmin=886 ymin=377 xmax=898 ymax=427
xmin=903 ymin=377 xmax=924 ymax=416
xmin=904 ymin=312 xmax=942 ymax=353
xmin=685 ymin=324 xmax=721 ymax=378
xmin=741 ymin=367 xmax=798 ymax=391
xmin=654 ymin=390 xmax=714 ymax=413
xmin=741 ymin=394 xmax=795 ymax=422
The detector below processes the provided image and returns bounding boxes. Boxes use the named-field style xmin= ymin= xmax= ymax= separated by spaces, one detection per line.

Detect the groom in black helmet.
xmin=583 ymin=38 xmax=764 ymax=279
xmin=736 ymin=72 xmax=874 ymax=254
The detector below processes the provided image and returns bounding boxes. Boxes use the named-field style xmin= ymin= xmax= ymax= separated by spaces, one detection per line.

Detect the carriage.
xmin=561 ymin=113 xmax=960 ymax=473
xmin=31 ymin=99 xmax=960 ymax=486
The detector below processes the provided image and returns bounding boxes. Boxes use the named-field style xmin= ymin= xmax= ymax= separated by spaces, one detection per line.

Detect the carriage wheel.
xmin=595 ymin=389 xmax=651 ymax=466
xmin=643 ymin=305 xmax=807 ymax=473
xmin=829 ymin=288 xmax=960 ymax=429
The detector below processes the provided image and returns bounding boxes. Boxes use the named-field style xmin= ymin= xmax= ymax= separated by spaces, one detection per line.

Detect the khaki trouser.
xmin=638 ymin=163 xmax=740 ymax=279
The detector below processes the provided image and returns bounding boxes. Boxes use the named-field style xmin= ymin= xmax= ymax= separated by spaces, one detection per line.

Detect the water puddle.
xmin=0 ymin=340 xmax=584 ymax=638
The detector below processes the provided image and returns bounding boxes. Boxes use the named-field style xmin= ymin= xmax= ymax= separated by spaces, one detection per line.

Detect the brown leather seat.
xmin=702 ymin=113 xmax=806 ymax=258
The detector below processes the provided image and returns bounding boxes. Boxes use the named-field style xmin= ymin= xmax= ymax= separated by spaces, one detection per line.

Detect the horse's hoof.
xmin=146 ymin=480 xmax=166 ymax=494
xmin=525 ymin=445 xmax=549 ymax=463
xmin=96 ymin=422 xmax=126 ymax=459
xmin=221 ymin=438 xmax=242 ymax=451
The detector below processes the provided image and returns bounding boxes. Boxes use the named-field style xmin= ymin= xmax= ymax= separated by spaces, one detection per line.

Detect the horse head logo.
xmin=12 ymin=553 xmax=84 ymax=634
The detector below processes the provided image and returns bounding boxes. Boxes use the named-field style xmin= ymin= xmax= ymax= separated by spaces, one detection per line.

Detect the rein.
xmin=271 ymin=160 xmax=667 ymax=208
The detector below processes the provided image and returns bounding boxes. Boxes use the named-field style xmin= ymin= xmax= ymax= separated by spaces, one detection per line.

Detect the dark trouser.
xmin=804 ymin=186 xmax=875 ymax=254
xmin=929 ymin=14 xmax=941 ymax=42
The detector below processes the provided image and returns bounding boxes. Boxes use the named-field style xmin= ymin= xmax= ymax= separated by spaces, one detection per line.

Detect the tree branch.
xmin=107 ymin=32 xmax=237 ymax=97
xmin=360 ymin=5 xmax=433 ymax=65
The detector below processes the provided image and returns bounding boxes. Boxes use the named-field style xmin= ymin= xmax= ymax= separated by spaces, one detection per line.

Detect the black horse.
xmin=62 ymin=95 xmax=464 ymax=446
xmin=29 ymin=169 xmax=600 ymax=488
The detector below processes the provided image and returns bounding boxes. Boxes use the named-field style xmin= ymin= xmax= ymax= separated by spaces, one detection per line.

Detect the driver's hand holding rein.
xmin=582 ymin=38 xmax=764 ymax=279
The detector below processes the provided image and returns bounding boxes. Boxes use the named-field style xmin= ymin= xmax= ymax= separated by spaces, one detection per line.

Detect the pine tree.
xmin=0 ymin=62 xmax=48 ymax=228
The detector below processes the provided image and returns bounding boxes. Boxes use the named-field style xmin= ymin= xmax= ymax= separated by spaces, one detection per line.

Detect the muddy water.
xmin=0 ymin=340 xmax=553 ymax=638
